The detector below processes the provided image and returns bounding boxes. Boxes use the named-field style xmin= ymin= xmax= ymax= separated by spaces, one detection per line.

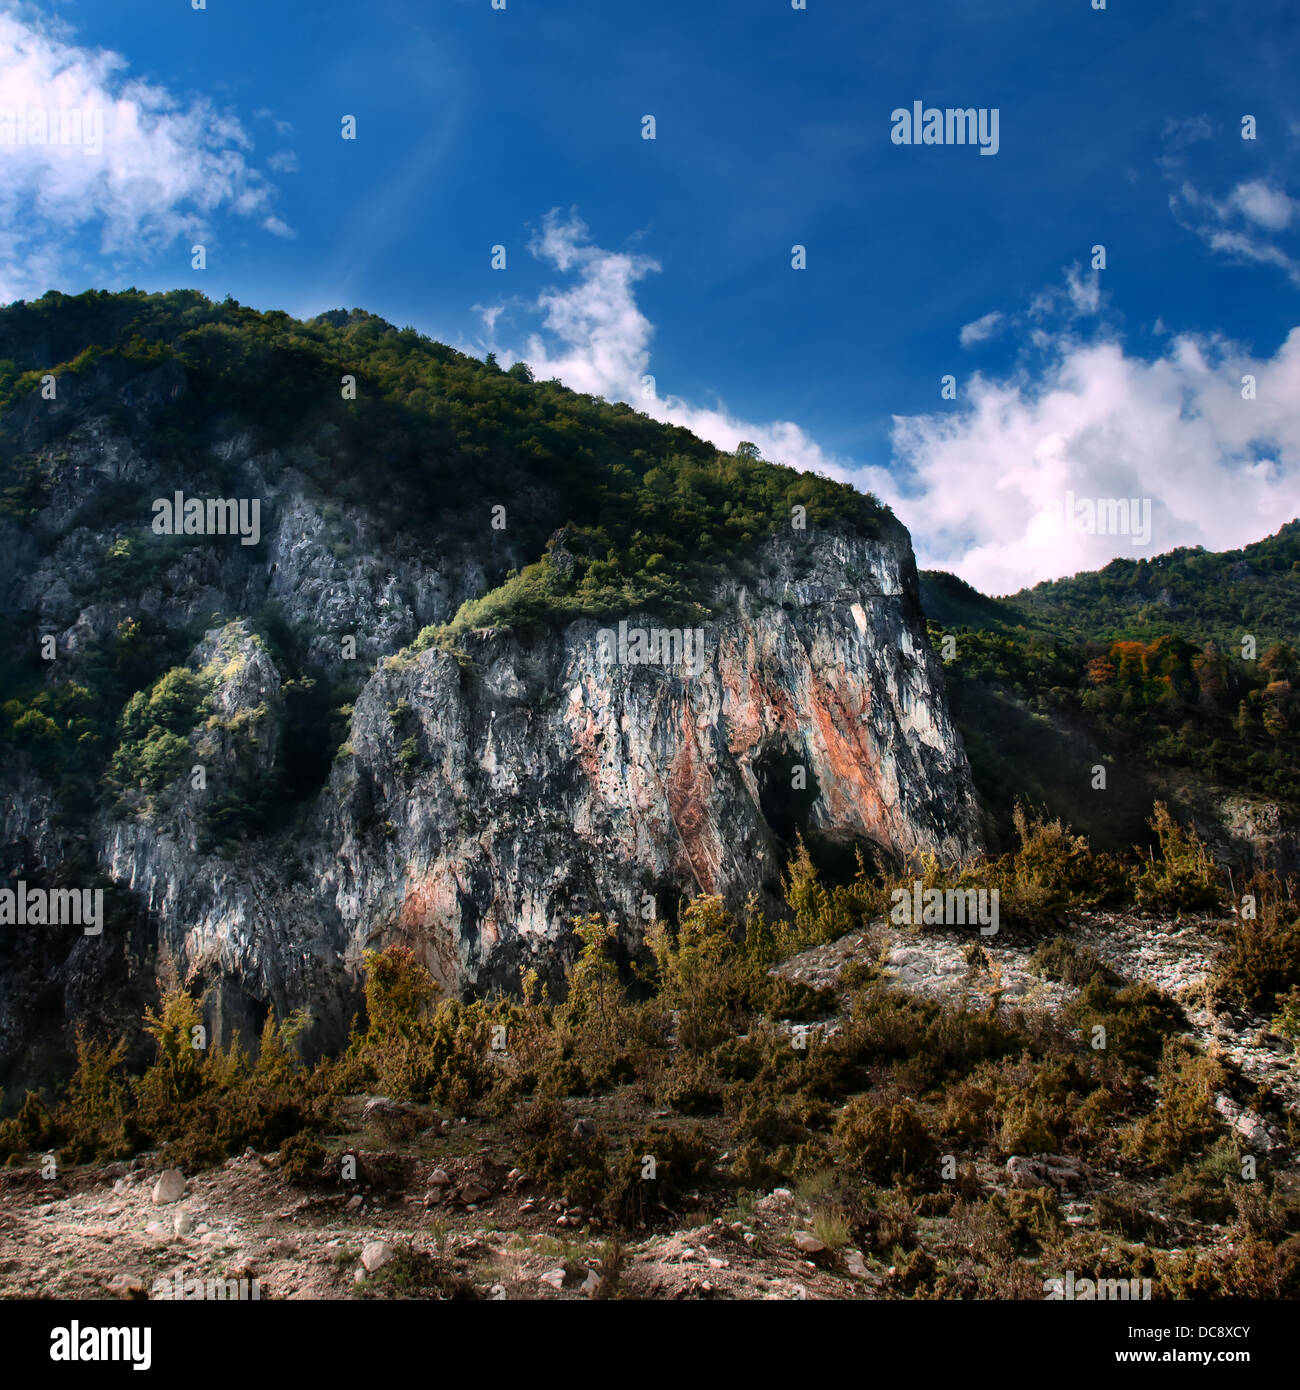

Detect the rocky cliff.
xmin=77 ymin=516 xmax=977 ymax=1056
xmin=0 ymin=291 xmax=979 ymax=1081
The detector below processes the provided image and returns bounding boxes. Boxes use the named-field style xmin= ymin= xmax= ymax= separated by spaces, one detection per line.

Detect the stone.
xmin=755 ymin=1188 xmax=794 ymax=1215
xmin=105 ymin=1274 xmax=148 ymax=1299
xmin=792 ymin=1232 xmax=826 ymax=1254
xmin=172 ymin=1210 xmax=194 ymax=1236
xmin=1005 ymin=1154 xmax=1089 ymax=1191
xmin=573 ymin=1118 xmax=596 ymax=1140
xmin=1214 ymin=1094 xmax=1285 ymax=1152
xmin=361 ymin=1240 xmax=395 ymax=1273
xmin=151 ymin=1169 xmax=186 ymax=1205
xmin=345 ymin=1195 xmax=363 ymax=1211
xmin=540 ymin=1268 xmax=566 ymax=1290
xmin=429 ymin=1168 xmax=453 ymax=1186
xmin=362 ymin=1096 xmax=418 ymax=1126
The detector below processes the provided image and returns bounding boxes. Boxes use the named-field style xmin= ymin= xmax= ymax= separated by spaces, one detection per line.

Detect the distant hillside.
xmin=920 ymin=526 xmax=1300 ymax=853
xmin=923 ymin=523 xmax=1300 ymax=648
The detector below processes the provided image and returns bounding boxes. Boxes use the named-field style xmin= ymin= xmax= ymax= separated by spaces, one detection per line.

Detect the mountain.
xmin=0 ymin=289 xmax=976 ymax=1091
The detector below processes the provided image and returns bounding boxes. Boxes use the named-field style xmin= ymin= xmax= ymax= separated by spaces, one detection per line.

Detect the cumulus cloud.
xmin=959 ymin=311 xmax=1003 ymax=348
xmin=1232 ymin=179 xmax=1294 ymax=230
xmin=485 ymin=210 xmax=1300 ymax=596
xmin=860 ymin=330 xmax=1300 ymax=594
xmin=0 ymin=7 xmax=288 ymax=301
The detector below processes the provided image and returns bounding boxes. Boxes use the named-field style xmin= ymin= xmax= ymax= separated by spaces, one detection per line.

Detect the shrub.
xmin=605 ymin=1124 xmax=714 ymax=1226
xmin=58 ymin=1033 xmax=135 ymax=1164
xmin=652 ymin=1052 xmax=722 ymax=1115
xmin=133 ymin=992 xmax=325 ymax=1168
xmin=106 ymin=667 xmax=213 ymax=794
xmin=278 ymin=1130 xmax=326 ymax=1184
xmin=646 ymin=896 xmax=746 ymax=1052
xmin=513 ymin=1097 xmax=609 ymax=1209
xmin=810 ymin=1203 xmax=852 ymax=1250
xmin=0 ymin=1090 xmax=59 ymax=1162
xmin=833 ymin=1097 xmax=935 ymax=1183
xmin=1068 ymin=976 xmax=1184 ymax=1067
xmin=1124 ymin=1039 xmax=1225 ymax=1170
xmin=353 ymin=1246 xmax=482 ymax=1300
xmin=1132 ymin=803 xmax=1222 ymax=913
xmin=363 ymin=944 xmax=438 ymax=1037
xmin=1271 ymin=985 xmax=1300 ymax=1041
xmin=1003 ymin=1187 xmax=1063 ymax=1250
xmin=1028 ymin=936 xmax=1109 ymax=987
xmin=1212 ymin=879 xmax=1300 ymax=1012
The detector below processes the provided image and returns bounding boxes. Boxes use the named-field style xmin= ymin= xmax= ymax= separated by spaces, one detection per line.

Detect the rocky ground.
xmin=1 ymin=911 xmax=1295 ymax=1301
xmin=776 ymin=910 xmax=1299 ymax=1122
xmin=0 ymin=1123 xmax=871 ymax=1301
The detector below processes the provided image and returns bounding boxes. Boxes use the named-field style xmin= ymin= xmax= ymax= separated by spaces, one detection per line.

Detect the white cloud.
xmin=267 ymin=149 xmax=298 ymax=174
xmin=1065 ymin=265 xmax=1101 ymax=315
xmin=1170 ymin=177 xmax=1299 ymax=286
xmin=0 ymin=8 xmax=288 ymax=301
xmin=1161 ymin=114 xmax=1214 ymax=147
xmin=863 ymin=330 xmax=1300 ymax=594
xmin=488 ymin=211 xmax=1300 ymax=596
xmin=1231 ymin=179 xmax=1293 ymax=231
xmin=1029 ymin=263 xmax=1104 ymax=322
xmin=959 ymin=311 xmax=1003 ymax=348
xmin=498 ymin=209 xmax=846 ymax=477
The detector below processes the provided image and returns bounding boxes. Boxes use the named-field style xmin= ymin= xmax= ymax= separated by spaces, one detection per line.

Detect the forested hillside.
xmin=921 ymin=525 xmax=1300 ymax=849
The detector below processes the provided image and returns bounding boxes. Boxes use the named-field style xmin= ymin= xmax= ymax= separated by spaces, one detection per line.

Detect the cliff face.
xmin=0 ymin=433 xmax=977 ymax=1064
xmin=83 ymin=522 xmax=976 ymax=1053
xmin=318 ymin=525 xmax=979 ymax=1002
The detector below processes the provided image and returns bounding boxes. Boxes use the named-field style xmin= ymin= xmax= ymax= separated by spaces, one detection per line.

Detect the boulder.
xmin=151 ymin=1169 xmax=186 ymax=1205
xmin=361 ymin=1240 xmax=395 ymax=1273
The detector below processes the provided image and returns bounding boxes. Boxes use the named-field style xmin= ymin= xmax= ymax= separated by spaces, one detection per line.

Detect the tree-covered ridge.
xmin=921 ymin=522 xmax=1300 ymax=649
xmin=920 ymin=525 xmax=1300 ymax=844
xmin=0 ymin=287 xmax=898 ymax=605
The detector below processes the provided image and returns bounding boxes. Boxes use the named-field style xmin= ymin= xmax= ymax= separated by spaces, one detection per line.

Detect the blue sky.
xmin=3 ymin=0 xmax=1299 ymax=592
